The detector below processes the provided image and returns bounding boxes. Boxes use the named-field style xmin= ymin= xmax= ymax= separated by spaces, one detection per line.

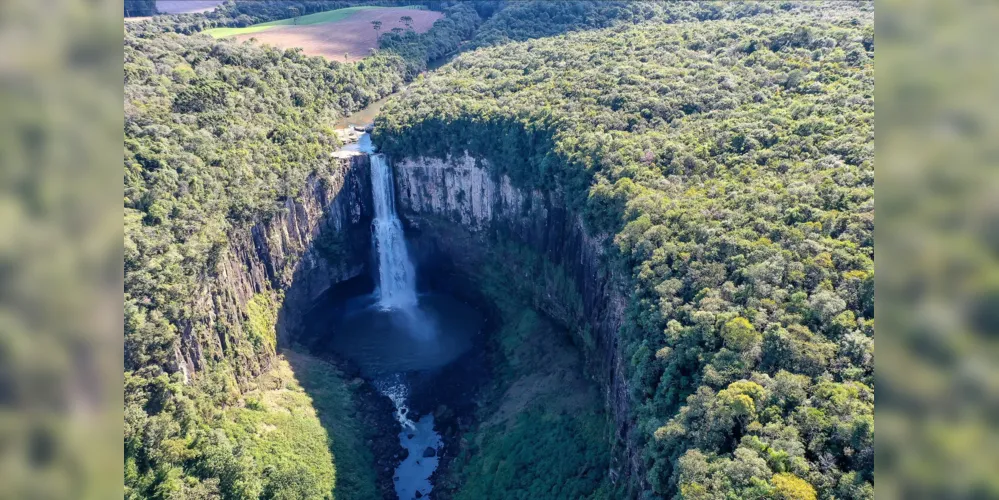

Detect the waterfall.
xmin=354 ymin=134 xmax=443 ymax=500
xmin=370 ymin=152 xmax=419 ymax=310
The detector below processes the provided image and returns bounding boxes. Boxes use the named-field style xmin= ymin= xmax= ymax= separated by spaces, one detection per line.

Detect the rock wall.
xmin=174 ymin=153 xmax=373 ymax=388
xmin=392 ymin=153 xmax=640 ymax=487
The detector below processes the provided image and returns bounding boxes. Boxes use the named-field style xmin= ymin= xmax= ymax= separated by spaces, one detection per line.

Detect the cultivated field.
xmin=156 ymin=1 xmax=223 ymax=14
xmin=206 ymin=6 xmax=442 ymax=62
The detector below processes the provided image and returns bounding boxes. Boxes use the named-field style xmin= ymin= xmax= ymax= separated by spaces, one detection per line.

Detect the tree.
xmin=374 ymin=10 xmax=874 ymax=498
xmin=371 ymin=20 xmax=382 ymax=33
xmin=772 ymin=473 xmax=817 ymax=500
xmin=289 ymin=7 xmax=300 ymax=25
xmin=722 ymin=317 xmax=761 ymax=352
xmin=124 ymin=0 xmax=156 ymax=17
xmin=401 ymin=15 xmax=413 ymax=29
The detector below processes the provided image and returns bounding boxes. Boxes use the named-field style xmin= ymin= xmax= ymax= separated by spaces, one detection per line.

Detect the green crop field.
xmin=204 ymin=5 xmax=422 ymax=38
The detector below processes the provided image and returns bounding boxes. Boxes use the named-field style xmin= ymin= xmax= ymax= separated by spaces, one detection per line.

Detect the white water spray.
xmin=376 ymin=375 xmax=441 ymax=500
xmin=378 ymin=376 xmax=416 ymax=430
xmin=370 ymin=153 xmax=419 ymax=310
xmin=356 ymin=133 xmax=442 ymax=500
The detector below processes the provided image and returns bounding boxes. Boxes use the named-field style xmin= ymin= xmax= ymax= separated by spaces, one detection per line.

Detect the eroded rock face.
xmin=174 ymin=155 xmax=374 ymax=388
xmin=392 ymin=153 xmax=639 ymax=487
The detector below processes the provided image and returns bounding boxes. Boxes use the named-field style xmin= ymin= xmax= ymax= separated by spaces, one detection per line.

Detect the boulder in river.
xmin=422 ymin=447 xmax=436 ymax=458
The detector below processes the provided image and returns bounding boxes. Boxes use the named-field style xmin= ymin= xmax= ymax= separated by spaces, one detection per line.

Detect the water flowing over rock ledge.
xmin=392 ymin=153 xmax=642 ymax=488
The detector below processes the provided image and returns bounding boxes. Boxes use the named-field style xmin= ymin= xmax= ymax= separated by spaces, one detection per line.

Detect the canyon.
xmin=171 ymin=153 xmax=374 ymax=388
xmin=393 ymin=153 xmax=639 ymax=485
xmin=125 ymin=6 xmax=874 ymax=498
xmin=169 ymin=138 xmax=640 ymax=497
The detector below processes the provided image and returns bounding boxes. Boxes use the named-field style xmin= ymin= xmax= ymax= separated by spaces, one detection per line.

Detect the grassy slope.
xmin=204 ymin=5 xmax=421 ymax=38
xmin=222 ymin=350 xmax=379 ymax=499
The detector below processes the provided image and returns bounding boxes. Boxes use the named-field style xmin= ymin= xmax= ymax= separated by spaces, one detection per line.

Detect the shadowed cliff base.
xmin=391 ymin=169 xmax=624 ymax=497
xmin=261 ymin=144 xmax=618 ymax=499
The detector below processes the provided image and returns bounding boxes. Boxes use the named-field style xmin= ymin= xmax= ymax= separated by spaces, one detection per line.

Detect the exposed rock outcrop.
xmin=391 ymin=153 xmax=639 ymax=487
xmin=174 ymin=154 xmax=374 ymax=388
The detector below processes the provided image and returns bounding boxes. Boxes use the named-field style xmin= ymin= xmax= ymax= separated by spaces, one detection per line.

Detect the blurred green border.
xmin=2 ymin=0 xmax=998 ymax=497
xmin=0 ymin=0 xmax=123 ymax=498
xmin=877 ymin=0 xmax=999 ymax=497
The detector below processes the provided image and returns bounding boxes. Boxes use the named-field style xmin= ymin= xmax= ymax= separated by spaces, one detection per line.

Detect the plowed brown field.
xmin=233 ymin=8 xmax=443 ymax=62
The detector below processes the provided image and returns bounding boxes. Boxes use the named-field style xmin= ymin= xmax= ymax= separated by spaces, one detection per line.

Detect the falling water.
xmin=355 ymin=133 xmax=444 ymax=500
xmin=370 ymin=152 xmax=419 ymax=310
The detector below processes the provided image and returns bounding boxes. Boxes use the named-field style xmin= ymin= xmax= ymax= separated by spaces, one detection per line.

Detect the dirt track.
xmin=233 ymin=8 xmax=443 ymax=62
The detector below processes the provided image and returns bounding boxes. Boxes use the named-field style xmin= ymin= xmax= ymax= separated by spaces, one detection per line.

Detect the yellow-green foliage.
xmin=245 ymin=293 xmax=279 ymax=350
xmin=717 ymin=380 xmax=765 ymax=419
xmin=282 ymin=350 xmax=379 ymax=499
xmin=218 ymin=352 xmax=379 ymax=500
xmin=722 ymin=317 xmax=761 ymax=352
xmin=124 ymin=351 xmax=379 ymax=500
xmin=772 ymin=473 xmax=818 ymax=500
xmin=222 ymin=356 xmax=335 ymax=499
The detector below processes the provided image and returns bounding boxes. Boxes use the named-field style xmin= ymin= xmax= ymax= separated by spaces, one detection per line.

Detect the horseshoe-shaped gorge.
xmin=125 ymin=2 xmax=874 ymax=499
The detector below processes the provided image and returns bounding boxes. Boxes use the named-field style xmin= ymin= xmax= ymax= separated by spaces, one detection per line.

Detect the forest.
xmin=124 ymin=1 xmax=874 ymax=498
xmin=124 ymin=3 xmax=483 ymax=497
xmin=374 ymin=4 xmax=874 ymax=498
xmin=123 ymin=32 xmax=388 ymax=499
xmin=125 ymin=0 xmax=158 ymax=17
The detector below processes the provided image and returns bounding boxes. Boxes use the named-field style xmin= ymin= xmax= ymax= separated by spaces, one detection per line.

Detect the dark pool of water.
xmin=303 ymin=288 xmax=489 ymax=499
xmin=311 ymin=293 xmax=484 ymax=379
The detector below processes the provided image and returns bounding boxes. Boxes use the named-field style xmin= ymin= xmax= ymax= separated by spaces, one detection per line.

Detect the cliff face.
xmin=392 ymin=153 xmax=639 ymax=484
xmin=174 ymin=154 xmax=373 ymax=387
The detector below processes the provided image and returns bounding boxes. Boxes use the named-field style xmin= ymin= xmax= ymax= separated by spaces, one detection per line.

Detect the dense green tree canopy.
xmin=468 ymin=0 xmax=844 ymax=48
xmin=375 ymin=6 xmax=874 ymax=497
xmin=123 ymin=1 xmax=875 ymax=497
xmin=123 ymin=1 xmax=490 ymax=495
xmin=378 ymin=3 xmax=481 ymax=75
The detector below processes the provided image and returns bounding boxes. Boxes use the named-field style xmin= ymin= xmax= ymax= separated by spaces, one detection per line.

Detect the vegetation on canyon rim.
xmin=375 ymin=4 xmax=873 ymax=498
xmin=125 ymin=3 xmax=480 ymax=498
xmin=124 ymin=1 xmax=873 ymax=498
